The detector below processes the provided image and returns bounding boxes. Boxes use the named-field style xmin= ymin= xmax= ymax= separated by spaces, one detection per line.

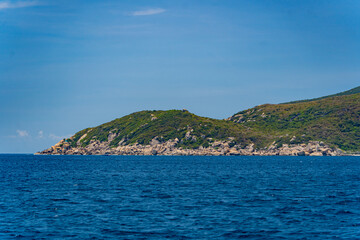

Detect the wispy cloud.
xmin=38 ymin=130 xmax=44 ymax=138
xmin=16 ymin=130 xmax=29 ymax=137
xmin=130 ymin=8 xmax=166 ymax=16
xmin=0 ymin=1 xmax=39 ymax=10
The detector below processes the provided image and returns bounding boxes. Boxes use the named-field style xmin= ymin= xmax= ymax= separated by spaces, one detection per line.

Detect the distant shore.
xmin=37 ymin=139 xmax=343 ymax=156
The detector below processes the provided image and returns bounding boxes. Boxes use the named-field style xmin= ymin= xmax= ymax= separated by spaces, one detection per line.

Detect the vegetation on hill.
xmin=66 ymin=110 xmax=271 ymax=150
xmin=230 ymin=93 xmax=360 ymax=151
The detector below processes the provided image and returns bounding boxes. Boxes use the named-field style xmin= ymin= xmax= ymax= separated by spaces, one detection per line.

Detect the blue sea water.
xmin=0 ymin=155 xmax=359 ymax=239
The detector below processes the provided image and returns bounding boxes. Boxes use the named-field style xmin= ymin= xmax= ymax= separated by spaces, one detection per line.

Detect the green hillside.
xmin=66 ymin=110 xmax=271 ymax=150
xmin=230 ymin=93 xmax=360 ymax=151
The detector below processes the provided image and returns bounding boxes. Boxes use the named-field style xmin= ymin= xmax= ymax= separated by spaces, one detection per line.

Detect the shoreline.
xmin=37 ymin=139 xmax=343 ymax=157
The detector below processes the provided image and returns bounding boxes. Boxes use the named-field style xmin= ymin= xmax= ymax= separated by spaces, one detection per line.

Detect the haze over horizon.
xmin=1 ymin=0 xmax=359 ymax=153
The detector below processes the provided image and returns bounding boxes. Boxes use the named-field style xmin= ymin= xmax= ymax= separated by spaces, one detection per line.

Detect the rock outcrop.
xmin=37 ymin=138 xmax=342 ymax=156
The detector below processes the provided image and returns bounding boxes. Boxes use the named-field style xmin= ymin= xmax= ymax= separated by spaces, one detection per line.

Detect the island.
xmin=37 ymin=87 xmax=360 ymax=156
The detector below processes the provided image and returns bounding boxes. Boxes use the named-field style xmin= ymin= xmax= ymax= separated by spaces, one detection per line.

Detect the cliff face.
xmin=37 ymin=88 xmax=360 ymax=156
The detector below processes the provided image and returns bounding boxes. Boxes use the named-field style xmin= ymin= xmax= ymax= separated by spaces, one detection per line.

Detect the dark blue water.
xmin=0 ymin=155 xmax=360 ymax=239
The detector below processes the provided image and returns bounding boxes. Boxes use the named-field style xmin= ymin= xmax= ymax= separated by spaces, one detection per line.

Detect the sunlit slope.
xmin=66 ymin=110 xmax=271 ymax=150
xmin=229 ymin=93 xmax=360 ymax=151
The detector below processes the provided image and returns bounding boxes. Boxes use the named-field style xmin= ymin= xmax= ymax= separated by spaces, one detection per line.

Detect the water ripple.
xmin=0 ymin=155 xmax=359 ymax=239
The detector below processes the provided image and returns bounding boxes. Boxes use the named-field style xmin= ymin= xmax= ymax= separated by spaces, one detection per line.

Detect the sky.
xmin=1 ymin=0 xmax=359 ymax=153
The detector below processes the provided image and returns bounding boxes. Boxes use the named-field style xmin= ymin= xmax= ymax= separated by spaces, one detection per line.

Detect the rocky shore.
xmin=37 ymin=137 xmax=342 ymax=156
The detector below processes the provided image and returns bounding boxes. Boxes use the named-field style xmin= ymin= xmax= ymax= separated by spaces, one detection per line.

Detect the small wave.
xmin=336 ymin=200 xmax=353 ymax=205
xmin=336 ymin=210 xmax=354 ymax=215
xmin=50 ymin=198 xmax=69 ymax=202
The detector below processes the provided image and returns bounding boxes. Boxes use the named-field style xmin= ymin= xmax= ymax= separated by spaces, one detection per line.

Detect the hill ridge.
xmin=38 ymin=87 xmax=360 ymax=156
xmin=283 ymin=86 xmax=360 ymax=104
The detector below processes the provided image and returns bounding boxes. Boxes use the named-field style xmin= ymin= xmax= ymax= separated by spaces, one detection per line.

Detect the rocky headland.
xmin=37 ymin=86 xmax=360 ymax=156
xmin=39 ymin=136 xmax=341 ymax=156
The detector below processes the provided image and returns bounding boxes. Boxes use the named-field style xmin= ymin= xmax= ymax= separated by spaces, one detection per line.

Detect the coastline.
xmin=37 ymin=139 xmax=342 ymax=156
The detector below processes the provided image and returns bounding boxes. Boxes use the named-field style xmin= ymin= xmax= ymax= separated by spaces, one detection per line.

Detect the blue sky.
xmin=1 ymin=0 xmax=359 ymax=153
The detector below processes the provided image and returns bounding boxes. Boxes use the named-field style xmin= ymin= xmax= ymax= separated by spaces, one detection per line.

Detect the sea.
xmin=0 ymin=154 xmax=359 ymax=239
